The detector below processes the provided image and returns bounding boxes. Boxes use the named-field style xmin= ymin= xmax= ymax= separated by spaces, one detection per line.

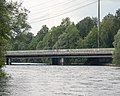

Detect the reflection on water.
xmin=1 ymin=65 xmax=120 ymax=96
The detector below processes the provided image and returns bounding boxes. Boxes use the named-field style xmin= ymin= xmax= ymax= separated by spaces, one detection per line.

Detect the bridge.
xmin=5 ymin=48 xmax=114 ymax=65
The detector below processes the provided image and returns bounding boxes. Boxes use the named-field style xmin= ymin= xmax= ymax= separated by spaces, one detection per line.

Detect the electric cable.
xmin=29 ymin=1 xmax=97 ymax=23
xmin=29 ymin=0 xmax=94 ymax=21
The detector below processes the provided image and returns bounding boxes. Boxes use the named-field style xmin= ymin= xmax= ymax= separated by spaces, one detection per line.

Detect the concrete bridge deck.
xmin=5 ymin=48 xmax=114 ymax=58
xmin=5 ymin=48 xmax=114 ymax=65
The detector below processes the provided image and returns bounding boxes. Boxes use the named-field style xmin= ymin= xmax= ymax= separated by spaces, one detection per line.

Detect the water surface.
xmin=1 ymin=65 xmax=120 ymax=96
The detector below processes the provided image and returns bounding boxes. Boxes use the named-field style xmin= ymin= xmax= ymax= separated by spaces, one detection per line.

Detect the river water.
xmin=1 ymin=65 xmax=120 ymax=96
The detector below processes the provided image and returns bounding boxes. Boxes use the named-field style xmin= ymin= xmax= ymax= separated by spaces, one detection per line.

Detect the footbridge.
xmin=5 ymin=48 xmax=114 ymax=65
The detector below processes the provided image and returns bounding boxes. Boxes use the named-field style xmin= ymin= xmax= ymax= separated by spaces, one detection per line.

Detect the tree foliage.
xmin=115 ymin=9 xmax=120 ymax=28
xmin=113 ymin=30 xmax=120 ymax=65
xmin=0 ymin=0 xmax=13 ymax=67
xmin=84 ymin=26 xmax=98 ymax=48
xmin=0 ymin=0 xmax=31 ymax=67
xmin=100 ymin=14 xmax=118 ymax=48
xmin=54 ymin=23 xmax=80 ymax=49
xmin=76 ymin=17 xmax=97 ymax=38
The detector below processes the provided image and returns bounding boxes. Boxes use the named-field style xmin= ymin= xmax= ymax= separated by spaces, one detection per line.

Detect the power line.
xmin=29 ymin=0 xmax=89 ymax=20
xmin=29 ymin=0 xmax=76 ymax=16
xmin=26 ymin=0 xmax=120 ymax=15
xmin=29 ymin=0 xmax=89 ymax=21
xmin=24 ymin=0 xmax=56 ymax=8
xmin=29 ymin=0 xmax=94 ymax=21
xmin=30 ymin=1 xmax=97 ymax=23
xmin=29 ymin=1 xmax=97 ymax=23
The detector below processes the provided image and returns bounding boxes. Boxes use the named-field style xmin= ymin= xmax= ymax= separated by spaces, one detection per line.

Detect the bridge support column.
xmin=6 ymin=58 xmax=12 ymax=65
xmin=60 ymin=58 xmax=64 ymax=65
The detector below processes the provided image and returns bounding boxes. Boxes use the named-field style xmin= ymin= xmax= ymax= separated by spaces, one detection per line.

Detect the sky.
xmin=12 ymin=0 xmax=120 ymax=35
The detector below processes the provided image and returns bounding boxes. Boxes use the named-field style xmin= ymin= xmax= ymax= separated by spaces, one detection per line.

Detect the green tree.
xmin=76 ymin=38 xmax=84 ymax=49
xmin=51 ymin=18 xmax=72 ymax=49
xmin=0 ymin=0 xmax=31 ymax=67
xmin=54 ymin=23 xmax=80 ymax=49
xmin=36 ymin=25 xmax=49 ymax=41
xmin=37 ymin=32 xmax=51 ymax=50
xmin=61 ymin=17 xmax=71 ymax=29
xmin=6 ymin=1 xmax=31 ymax=51
xmin=0 ymin=0 xmax=12 ymax=67
xmin=7 ymin=32 xmax=33 ymax=50
xmin=36 ymin=17 xmax=72 ymax=50
xmin=115 ymin=9 xmax=120 ymax=28
xmin=84 ymin=26 xmax=98 ymax=48
xmin=29 ymin=37 xmax=38 ymax=50
xmin=9 ymin=2 xmax=31 ymax=37
xmin=76 ymin=17 xmax=97 ymax=38
xmin=30 ymin=25 xmax=49 ymax=50
xmin=100 ymin=14 xmax=118 ymax=48
xmin=113 ymin=30 xmax=120 ymax=65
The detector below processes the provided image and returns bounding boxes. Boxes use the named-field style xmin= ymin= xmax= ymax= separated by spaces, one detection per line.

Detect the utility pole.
xmin=98 ymin=0 xmax=100 ymax=48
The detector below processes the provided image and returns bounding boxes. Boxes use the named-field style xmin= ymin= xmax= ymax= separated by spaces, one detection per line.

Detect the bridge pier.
xmin=60 ymin=58 xmax=64 ymax=65
xmin=6 ymin=58 xmax=12 ymax=65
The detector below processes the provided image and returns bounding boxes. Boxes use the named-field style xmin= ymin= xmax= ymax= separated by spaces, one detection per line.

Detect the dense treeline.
xmin=6 ymin=8 xmax=120 ymax=65
xmin=7 ymin=9 xmax=120 ymax=51
xmin=0 ymin=0 xmax=31 ymax=68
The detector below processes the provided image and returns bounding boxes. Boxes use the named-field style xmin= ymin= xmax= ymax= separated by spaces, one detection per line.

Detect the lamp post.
xmin=98 ymin=0 xmax=100 ymax=48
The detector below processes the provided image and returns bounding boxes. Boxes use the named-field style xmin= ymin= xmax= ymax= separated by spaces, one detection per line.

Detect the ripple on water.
xmin=1 ymin=65 xmax=120 ymax=96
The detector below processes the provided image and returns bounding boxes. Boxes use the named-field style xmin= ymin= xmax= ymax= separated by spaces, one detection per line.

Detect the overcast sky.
xmin=13 ymin=0 xmax=120 ymax=35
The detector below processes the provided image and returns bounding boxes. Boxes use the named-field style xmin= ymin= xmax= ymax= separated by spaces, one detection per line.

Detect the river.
xmin=0 ymin=65 xmax=120 ymax=96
